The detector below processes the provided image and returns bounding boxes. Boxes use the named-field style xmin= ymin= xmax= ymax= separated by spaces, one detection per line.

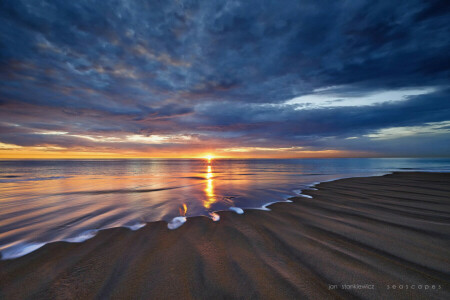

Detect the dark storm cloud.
xmin=0 ymin=0 xmax=449 ymax=156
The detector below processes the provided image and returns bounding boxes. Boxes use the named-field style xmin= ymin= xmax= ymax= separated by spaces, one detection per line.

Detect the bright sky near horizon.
xmin=0 ymin=0 xmax=449 ymax=158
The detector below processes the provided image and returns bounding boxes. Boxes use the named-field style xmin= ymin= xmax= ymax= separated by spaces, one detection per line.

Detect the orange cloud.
xmin=0 ymin=142 xmax=374 ymax=159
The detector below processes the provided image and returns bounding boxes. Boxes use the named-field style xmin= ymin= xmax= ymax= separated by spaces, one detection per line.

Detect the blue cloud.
xmin=0 ymin=0 xmax=449 ymax=156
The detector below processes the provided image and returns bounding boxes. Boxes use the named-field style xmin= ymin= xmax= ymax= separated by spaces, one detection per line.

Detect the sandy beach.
xmin=0 ymin=172 xmax=449 ymax=299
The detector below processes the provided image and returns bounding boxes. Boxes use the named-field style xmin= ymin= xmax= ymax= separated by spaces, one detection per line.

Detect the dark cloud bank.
xmin=0 ymin=0 xmax=449 ymax=156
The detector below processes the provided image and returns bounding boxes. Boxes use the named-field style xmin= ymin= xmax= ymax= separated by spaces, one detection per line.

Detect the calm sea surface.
xmin=1 ymin=158 xmax=450 ymax=259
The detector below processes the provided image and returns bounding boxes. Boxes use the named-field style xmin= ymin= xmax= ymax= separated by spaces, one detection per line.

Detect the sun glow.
xmin=205 ymin=154 xmax=214 ymax=162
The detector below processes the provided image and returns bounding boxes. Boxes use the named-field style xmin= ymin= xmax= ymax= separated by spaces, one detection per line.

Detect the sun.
xmin=205 ymin=154 xmax=214 ymax=161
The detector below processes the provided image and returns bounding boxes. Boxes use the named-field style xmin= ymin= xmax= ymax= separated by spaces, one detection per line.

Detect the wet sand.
xmin=0 ymin=172 xmax=449 ymax=299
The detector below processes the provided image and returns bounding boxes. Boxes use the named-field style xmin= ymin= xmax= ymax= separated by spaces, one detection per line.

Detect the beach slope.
xmin=0 ymin=172 xmax=449 ymax=299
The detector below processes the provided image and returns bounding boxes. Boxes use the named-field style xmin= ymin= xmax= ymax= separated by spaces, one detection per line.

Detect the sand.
xmin=0 ymin=172 xmax=449 ymax=299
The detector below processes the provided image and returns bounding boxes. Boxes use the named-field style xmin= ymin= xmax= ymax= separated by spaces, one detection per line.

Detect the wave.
xmin=54 ymin=186 xmax=185 ymax=196
xmin=0 ymin=174 xmax=387 ymax=260
xmin=0 ymin=176 xmax=70 ymax=183
xmin=167 ymin=217 xmax=186 ymax=230
xmin=3 ymin=170 xmax=449 ymax=260
xmin=0 ymin=242 xmax=46 ymax=260
xmin=229 ymin=207 xmax=244 ymax=214
xmin=0 ymin=221 xmax=148 ymax=260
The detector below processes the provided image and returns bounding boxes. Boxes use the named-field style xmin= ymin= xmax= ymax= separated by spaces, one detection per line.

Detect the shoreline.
xmin=0 ymin=171 xmax=394 ymax=260
xmin=1 ymin=172 xmax=449 ymax=299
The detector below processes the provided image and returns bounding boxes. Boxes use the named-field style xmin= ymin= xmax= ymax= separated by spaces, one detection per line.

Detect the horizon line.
xmin=1 ymin=156 xmax=449 ymax=160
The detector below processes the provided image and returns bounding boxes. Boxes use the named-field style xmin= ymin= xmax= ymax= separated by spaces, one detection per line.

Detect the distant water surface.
xmin=1 ymin=158 xmax=449 ymax=259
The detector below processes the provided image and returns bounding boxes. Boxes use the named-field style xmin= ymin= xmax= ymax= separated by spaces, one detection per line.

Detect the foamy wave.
xmin=64 ymin=230 xmax=98 ymax=243
xmin=1 ymin=242 xmax=46 ymax=260
xmin=126 ymin=223 xmax=146 ymax=231
xmin=0 ymin=172 xmax=398 ymax=259
xmin=167 ymin=216 xmax=186 ymax=229
xmin=209 ymin=212 xmax=220 ymax=221
xmin=0 ymin=222 xmax=148 ymax=260
xmin=260 ymin=201 xmax=277 ymax=211
xmin=296 ymin=194 xmax=313 ymax=199
xmin=229 ymin=207 xmax=244 ymax=214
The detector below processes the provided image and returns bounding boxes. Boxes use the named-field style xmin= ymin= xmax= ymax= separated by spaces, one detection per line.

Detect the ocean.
xmin=1 ymin=158 xmax=449 ymax=259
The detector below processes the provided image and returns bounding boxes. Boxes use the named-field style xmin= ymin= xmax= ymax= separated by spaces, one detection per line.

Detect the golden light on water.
xmin=203 ymin=159 xmax=216 ymax=209
xmin=206 ymin=166 xmax=212 ymax=178
xmin=179 ymin=203 xmax=187 ymax=216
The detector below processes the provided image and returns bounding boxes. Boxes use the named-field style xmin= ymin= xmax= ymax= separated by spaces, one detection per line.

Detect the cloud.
xmin=365 ymin=121 xmax=450 ymax=140
xmin=285 ymin=86 xmax=437 ymax=108
xmin=0 ymin=0 xmax=449 ymax=157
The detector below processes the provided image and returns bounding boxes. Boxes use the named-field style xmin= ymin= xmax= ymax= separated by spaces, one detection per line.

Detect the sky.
xmin=0 ymin=0 xmax=449 ymax=159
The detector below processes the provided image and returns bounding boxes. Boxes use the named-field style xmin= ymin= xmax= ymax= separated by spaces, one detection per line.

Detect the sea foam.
xmin=126 ymin=223 xmax=146 ymax=231
xmin=296 ymin=194 xmax=313 ymax=198
xmin=167 ymin=216 xmax=186 ymax=229
xmin=229 ymin=207 xmax=244 ymax=214
xmin=209 ymin=212 xmax=220 ymax=221
xmin=64 ymin=229 xmax=98 ymax=243
xmin=1 ymin=242 xmax=46 ymax=260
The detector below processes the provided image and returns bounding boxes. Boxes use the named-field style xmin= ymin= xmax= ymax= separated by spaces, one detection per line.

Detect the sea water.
xmin=1 ymin=158 xmax=449 ymax=259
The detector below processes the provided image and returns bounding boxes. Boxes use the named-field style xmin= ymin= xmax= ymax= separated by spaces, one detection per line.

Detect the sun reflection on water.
xmin=203 ymin=160 xmax=216 ymax=209
xmin=179 ymin=203 xmax=187 ymax=216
